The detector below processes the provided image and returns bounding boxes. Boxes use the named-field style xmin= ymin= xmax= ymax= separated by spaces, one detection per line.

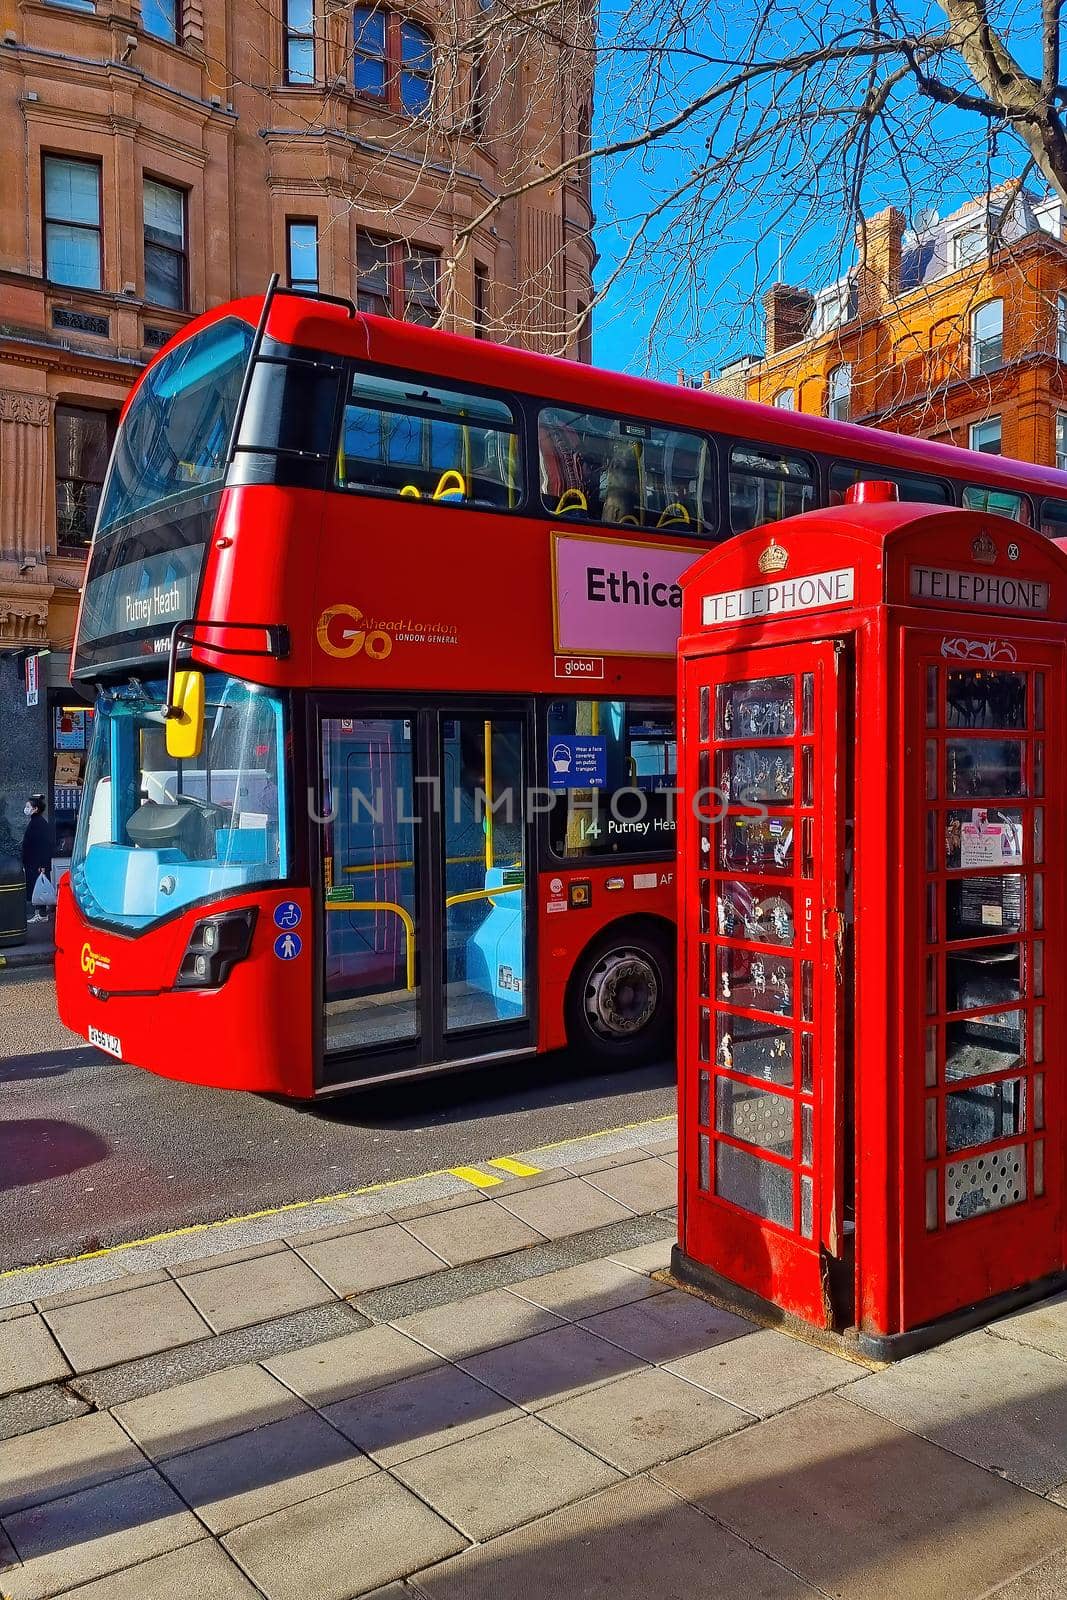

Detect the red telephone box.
xmin=674 ymin=496 xmax=1067 ymax=1357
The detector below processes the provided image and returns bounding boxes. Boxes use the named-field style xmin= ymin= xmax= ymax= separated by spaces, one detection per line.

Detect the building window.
xmin=774 ymin=388 xmax=795 ymax=409
xmin=473 ymin=261 xmax=489 ymax=337
xmin=287 ymin=220 xmax=319 ymax=293
xmin=826 ymin=363 xmax=851 ymax=422
xmin=284 ymin=0 xmax=315 ymax=84
xmin=43 ymin=156 xmax=102 ymax=290
xmin=55 ymin=406 xmax=114 ymax=549
xmin=470 ymin=43 xmax=487 ymax=136
xmin=1058 ymin=293 xmax=1067 ymax=362
xmin=356 ymin=235 xmax=439 ymax=324
xmin=142 ymin=0 xmax=179 ymax=43
xmin=971 ymin=299 xmax=1003 ymax=376
xmin=951 ymin=225 xmax=985 ymax=271
xmin=353 ymin=9 xmax=433 ymax=114
xmin=1057 ymin=413 xmax=1067 ymax=472
xmin=46 ymin=0 xmax=95 ymax=11
xmin=143 ymin=179 xmax=186 ymax=309
xmin=969 ymin=416 xmax=1002 ymax=454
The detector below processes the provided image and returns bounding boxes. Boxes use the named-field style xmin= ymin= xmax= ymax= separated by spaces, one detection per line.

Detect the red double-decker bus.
xmin=55 ymin=282 xmax=1067 ymax=1097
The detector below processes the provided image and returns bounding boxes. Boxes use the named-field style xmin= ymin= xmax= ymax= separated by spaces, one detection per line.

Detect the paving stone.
xmin=51 ymin=1540 xmax=262 ymax=1598
xmin=845 ymin=1329 xmax=1067 ymax=1493
xmin=461 ymin=1322 xmax=643 ymax=1410
xmin=222 ymin=1470 xmax=467 ymax=1600
xmin=667 ymin=1327 xmax=862 ymax=1417
xmin=0 ymin=1410 xmax=144 ymax=1518
xmin=580 ymin=1157 xmax=678 ymax=1214
xmin=0 ymin=1312 xmax=71 ymax=1395
xmin=989 ymin=1290 xmax=1067 ymax=1363
xmin=0 ymin=1382 xmax=88 ymax=1440
xmin=580 ymin=1289 xmax=754 ymax=1364
xmin=401 ymin=1202 xmax=545 ymax=1266
xmin=278 ymin=1210 xmax=402 ymax=1247
xmin=0 ymin=1304 xmax=33 ymax=1323
xmin=495 ymin=1176 xmax=636 ymax=1238
xmin=43 ymin=1281 xmax=213 ymax=1373
xmin=294 ymin=1224 xmax=447 ymax=1297
xmin=168 ymin=1241 xmax=291 ymax=1277
xmin=393 ymin=1288 xmax=563 ymax=1361
xmin=392 ymin=1413 xmax=620 ymax=1541
xmin=565 ymin=1147 xmax=655 ymax=1175
xmin=2 ymin=1467 xmax=202 ymax=1600
xmin=113 ymin=1362 xmax=305 ymax=1461
xmin=325 ymin=1364 xmax=521 ymax=1467
xmin=540 ymin=1365 xmax=751 ymax=1471
xmin=178 ymin=1251 xmax=337 ymax=1333
xmin=69 ymin=1301 xmax=368 ymax=1410
xmin=984 ymin=1547 xmax=1067 ymax=1598
xmin=655 ymin=1393 xmax=1067 ymax=1600
xmin=387 ymin=1191 xmax=487 ymax=1224
xmin=161 ymin=1408 xmax=377 ymax=1533
xmin=507 ymin=1257 xmax=669 ymax=1321
xmin=609 ymin=1240 xmax=674 ymax=1276
xmin=0 ymin=1522 xmax=18 ymax=1571
xmin=264 ymin=1323 xmax=441 ymax=1406
xmin=410 ymin=1472 xmax=817 ymax=1598
xmin=34 ymin=1271 xmax=172 ymax=1310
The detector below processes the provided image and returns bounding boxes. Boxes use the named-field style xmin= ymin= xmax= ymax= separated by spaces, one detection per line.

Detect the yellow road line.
xmin=487 ymin=1157 xmax=542 ymax=1177
xmin=0 ymin=1111 xmax=675 ymax=1283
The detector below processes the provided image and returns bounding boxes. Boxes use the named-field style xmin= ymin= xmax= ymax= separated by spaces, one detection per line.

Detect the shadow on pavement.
xmin=0 ymin=1118 xmax=109 ymax=1191
xmin=0 ymin=1048 xmax=99 ymax=1086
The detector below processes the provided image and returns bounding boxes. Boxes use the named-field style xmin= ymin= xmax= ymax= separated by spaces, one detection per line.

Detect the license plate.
xmin=88 ymin=1024 xmax=123 ymax=1060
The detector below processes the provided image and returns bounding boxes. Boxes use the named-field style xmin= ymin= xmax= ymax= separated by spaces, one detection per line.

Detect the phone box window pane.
xmin=721 ymin=816 xmax=794 ymax=875
xmin=801 ymin=1031 xmax=813 ymax=1093
xmin=926 ymin=741 xmax=937 ymax=799
xmin=926 ymin=666 xmax=938 ymax=727
xmin=801 ymin=1174 xmax=814 ymax=1238
xmin=717 ymin=947 xmax=793 ymax=1014
xmin=946 ymin=874 xmax=1024 ymax=939
xmin=946 ymin=1077 xmax=1026 ymax=1153
xmin=945 ymin=670 xmax=1027 ymax=730
xmin=718 ymin=678 xmax=794 ymax=739
xmin=945 ymin=1011 xmax=1025 ymax=1081
xmin=719 ymin=746 xmax=793 ymax=805
xmin=699 ymin=941 xmax=710 ymax=999
xmin=801 ymin=1102 xmax=813 ymax=1165
xmin=716 ymin=1012 xmax=793 ymax=1085
xmin=698 ymin=1070 xmax=711 ymax=1126
xmin=715 ymin=1141 xmax=794 ymax=1228
xmin=946 ymin=739 xmax=1025 ymax=798
xmin=925 ymin=1025 xmax=938 ymax=1087
xmin=946 ymin=943 xmax=1021 ymax=1013
xmin=699 ymin=877 xmax=711 ymax=933
xmin=716 ymin=882 xmax=794 ymax=945
xmin=801 ymin=673 xmax=814 ymax=735
xmin=945 ymin=808 xmax=1024 ymax=869
xmin=926 ymin=1168 xmax=939 ymax=1230
xmin=716 ymin=1079 xmax=793 ymax=1157
xmin=699 ymin=1132 xmax=711 ymax=1191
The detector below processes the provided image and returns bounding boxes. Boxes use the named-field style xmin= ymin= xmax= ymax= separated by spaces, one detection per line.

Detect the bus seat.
xmin=399 ymin=484 xmax=422 ymax=498
xmin=657 ymin=501 xmax=691 ymax=529
xmin=433 ymin=470 xmax=467 ymax=502
xmin=553 ymin=488 xmax=588 ymax=516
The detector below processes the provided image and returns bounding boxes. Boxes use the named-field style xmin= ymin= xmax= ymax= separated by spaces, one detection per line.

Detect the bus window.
xmin=829 ymin=461 xmax=951 ymax=506
xmin=1040 ymin=498 xmax=1067 ymax=538
xmin=547 ymin=699 xmax=677 ymax=858
xmin=338 ymin=371 xmax=522 ymax=508
xmin=962 ymin=485 xmax=1030 ymax=522
xmin=728 ymin=446 xmax=814 ymax=533
xmin=538 ymin=406 xmax=713 ymax=534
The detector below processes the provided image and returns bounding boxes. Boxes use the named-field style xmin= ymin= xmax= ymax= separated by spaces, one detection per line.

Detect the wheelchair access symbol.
xmin=273 ymin=901 xmax=303 ymax=930
xmin=274 ymin=932 xmax=302 ymax=961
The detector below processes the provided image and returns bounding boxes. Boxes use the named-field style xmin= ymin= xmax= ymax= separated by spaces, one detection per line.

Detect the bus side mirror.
xmin=166 ymin=670 xmax=205 ymax=759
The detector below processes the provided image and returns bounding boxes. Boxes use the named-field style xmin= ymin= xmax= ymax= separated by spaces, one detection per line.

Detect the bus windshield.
xmin=70 ymin=675 xmax=287 ymax=928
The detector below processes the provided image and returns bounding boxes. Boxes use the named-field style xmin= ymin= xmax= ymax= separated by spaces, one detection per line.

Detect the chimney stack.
xmin=763 ymin=283 xmax=814 ymax=355
xmin=855 ymin=206 xmax=905 ymax=318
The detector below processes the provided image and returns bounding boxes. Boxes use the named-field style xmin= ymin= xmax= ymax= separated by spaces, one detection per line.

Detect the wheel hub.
xmin=584 ymin=948 xmax=659 ymax=1038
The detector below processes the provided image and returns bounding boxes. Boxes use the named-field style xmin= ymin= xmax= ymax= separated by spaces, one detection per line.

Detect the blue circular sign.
xmin=273 ymin=901 xmax=303 ymax=930
xmin=273 ymin=932 xmax=302 ymax=961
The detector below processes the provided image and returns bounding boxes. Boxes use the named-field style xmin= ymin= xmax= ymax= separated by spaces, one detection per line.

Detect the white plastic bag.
xmin=32 ymin=870 xmax=57 ymax=909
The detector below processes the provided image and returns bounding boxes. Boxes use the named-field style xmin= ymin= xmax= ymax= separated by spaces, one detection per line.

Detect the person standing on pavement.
xmin=21 ymin=794 xmax=53 ymax=921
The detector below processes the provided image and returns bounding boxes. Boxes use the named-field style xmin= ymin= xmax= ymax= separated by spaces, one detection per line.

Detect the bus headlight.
xmin=176 ymin=908 xmax=258 ymax=989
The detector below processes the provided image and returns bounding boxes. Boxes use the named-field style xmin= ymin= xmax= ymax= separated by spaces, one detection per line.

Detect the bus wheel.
xmin=567 ymin=926 xmax=674 ymax=1067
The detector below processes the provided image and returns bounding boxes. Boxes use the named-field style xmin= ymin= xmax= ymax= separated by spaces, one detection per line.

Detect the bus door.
xmin=313 ymin=701 xmax=536 ymax=1087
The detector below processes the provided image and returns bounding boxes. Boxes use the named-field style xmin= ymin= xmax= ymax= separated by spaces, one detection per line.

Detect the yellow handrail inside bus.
xmin=554 ymin=488 xmax=587 ymax=516
xmin=325 ymin=898 xmax=416 ymax=991
xmin=433 ymin=469 xmax=466 ymax=501
xmin=400 ymin=484 xmax=422 ymax=498
xmin=657 ymin=501 xmax=691 ymax=528
xmin=445 ymin=882 xmax=524 ymax=910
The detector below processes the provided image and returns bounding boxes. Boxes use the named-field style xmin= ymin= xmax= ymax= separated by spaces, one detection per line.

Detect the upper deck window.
xmin=962 ymin=483 xmax=1029 ymax=523
xmin=729 ymin=446 xmax=814 ymax=532
xmin=538 ymin=406 xmax=713 ymax=535
xmin=338 ymin=370 xmax=522 ymax=509
xmin=1041 ymin=497 xmax=1067 ymax=538
xmin=97 ymin=317 xmax=254 ymax=535
xmin=829 ymin=461 xmax=951 ymax=506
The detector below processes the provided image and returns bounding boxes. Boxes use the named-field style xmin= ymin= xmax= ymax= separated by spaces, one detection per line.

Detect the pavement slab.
xmin=49 ymin=1539 xmax=263 ymax=1598
xmin=654 ymin=1392 xmax=1067 ymax=1600
xmin=460 ymin=1321 xmax=644 ymax=1410
xmin=667 ymin=1327 xmax=862 ymax=1417
xmin=391 ymin=1413 xmax=621 ymax=1541
xmin=160 ymin=1408 xmax=378 ymax=1534
xmin=325 ymin=1363 xmax=523 ymax=1467
xmin=0 ymin=1410 xmax=144 ymax=1519
xmin=392 ymin=1287 xmax=563 ymax=1361
xmin=264 ymin=1323 xmax=442 ymax=1407
xmin=579 ymin=1289 xmax=755 ymax=1364
xmin=167 ymin=1240 xmax=291 ymax=1277
xmin=1 ymin=1466 xmax=202 ymax=1600
xmin=34 ymin=1270 xmax=172 ymax=1310
xmin=506 ymin=1257 xmax=669 ymax=1321
xmin=293 ymin=1223 xmax=448 ymax=1297
xmin=494 ymin=1176 xmax=636 ymax=1238
xmin=0 ymin=1312 xmax=71 ymax=1395
xmin=580 ymin=1157 xmax=678 ymax=1214
xmin=177 ymin=1251 xmax=337 ymax=1334
xmin=0 ymin=1383 xmax=88 ymax=1441
xmin=539 ymin=1366 xmax=753 ymax=1472
xmin=42 ymin=1281 xmax=213 ymax=1373
xmin=988 ymin=1290 xmax=1067 ymax=1363
xmin=844 ymin=1329 xmax=1067 ymax=1493
xmin=222 ymin=1470 xmax=468 ymax=1600
xmin=400 ymin=1202 xmax=545 ymax=1267
xmin=984 ymin=1547 xmax=1067 ymax=1598
xmin=608 ymin=1240 xmax=674 ymax=1275
xmin=112 ymin=1362 xmax=306 ymax=1462
xmin=409 ymin=1473 xmax=820 ymax=1599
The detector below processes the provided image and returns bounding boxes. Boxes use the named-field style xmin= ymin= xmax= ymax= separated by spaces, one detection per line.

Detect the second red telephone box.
xmin=674 ymin=494 xmax=1067 ymax=1357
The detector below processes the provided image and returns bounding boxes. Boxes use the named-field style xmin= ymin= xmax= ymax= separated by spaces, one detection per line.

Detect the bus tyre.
xmin=567 ymin=926 xmax=674 ymax=1068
